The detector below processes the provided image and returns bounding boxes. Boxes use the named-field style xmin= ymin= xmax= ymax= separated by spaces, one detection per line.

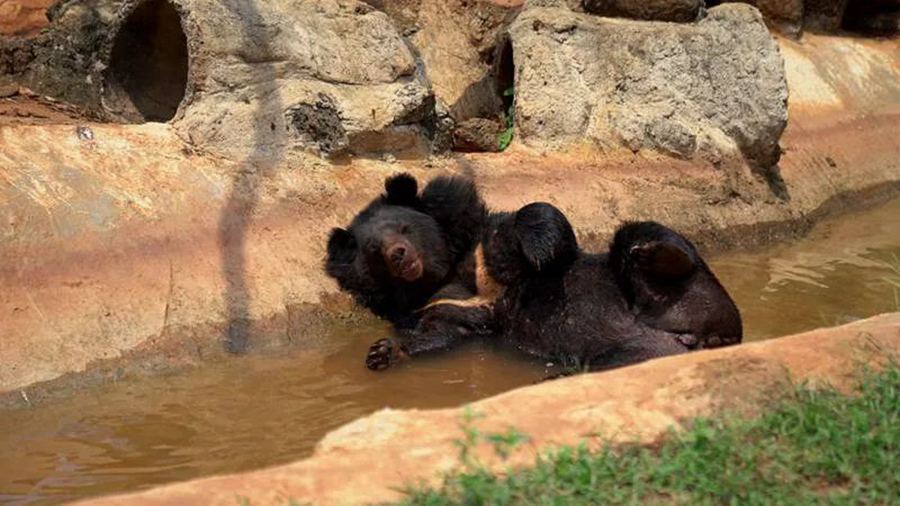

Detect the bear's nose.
xmin=387 ymin=244 xmax=406 ymax=263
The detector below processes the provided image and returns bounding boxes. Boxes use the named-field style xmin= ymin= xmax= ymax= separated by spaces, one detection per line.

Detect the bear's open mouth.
xmin=398 ymin=258 xmax=424 ymax=282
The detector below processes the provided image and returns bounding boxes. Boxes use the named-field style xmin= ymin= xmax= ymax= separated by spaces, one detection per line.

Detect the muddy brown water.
xmin=2 ymin=197 xmax=899 ymax=505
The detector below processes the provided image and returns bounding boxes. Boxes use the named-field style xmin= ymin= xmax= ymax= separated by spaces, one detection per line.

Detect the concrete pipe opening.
xmin=103 ymin=0 xmax=188 ymax=123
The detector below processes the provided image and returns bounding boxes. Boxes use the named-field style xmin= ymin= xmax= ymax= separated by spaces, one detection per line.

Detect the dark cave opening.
xmin=103 ymin=0 xmax=188 ymax=123
xmin=842 ymin=1 xmax=899 ymax=35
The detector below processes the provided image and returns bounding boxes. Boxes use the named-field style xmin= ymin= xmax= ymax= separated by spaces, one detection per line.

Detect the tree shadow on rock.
xmin=216 ymin=0 xmax=284 ymax=354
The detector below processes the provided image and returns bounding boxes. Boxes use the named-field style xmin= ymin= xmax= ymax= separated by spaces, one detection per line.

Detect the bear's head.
xmin=326 ymin=174 xmax=454 ymax=318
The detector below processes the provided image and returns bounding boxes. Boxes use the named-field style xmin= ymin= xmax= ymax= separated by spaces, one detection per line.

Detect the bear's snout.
xmin=388 ymin=243 xmax=407 ymax=263
xmin=384 ymin=239 xmax=424 ymax=282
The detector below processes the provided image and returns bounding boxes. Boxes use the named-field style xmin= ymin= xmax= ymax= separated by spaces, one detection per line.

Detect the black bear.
xmin=327 ymin=173 xmax=742 ymax=371
xmin=480 ymin=203 xmax=742 ymax=370
xmin=325 ymin=173 xmax=493 ymax=367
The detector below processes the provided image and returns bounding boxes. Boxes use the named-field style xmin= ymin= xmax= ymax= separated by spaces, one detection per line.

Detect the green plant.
xmin=497 ymin=87 xmax=515 ymax=151
xmin=399 ymin=364 xmax=900 ymax=505
xmin=452 ymin=407 xmax=530 ymax=468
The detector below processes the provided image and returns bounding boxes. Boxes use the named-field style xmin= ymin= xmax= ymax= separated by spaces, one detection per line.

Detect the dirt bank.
xmin=74 ymin=312 xmax=900 ymax=505
xmin=1 ymin=33 xmax=899 ymax=402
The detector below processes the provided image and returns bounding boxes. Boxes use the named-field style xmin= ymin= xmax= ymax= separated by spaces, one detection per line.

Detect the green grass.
xmin=398 ymin=363 xmax=900 ymax=505
xmin=497 ymin=87 xmax=515 ymax=152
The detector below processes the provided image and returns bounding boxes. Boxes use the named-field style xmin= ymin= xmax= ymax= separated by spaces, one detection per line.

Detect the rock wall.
xmin=0 ymin=0 xmax=123 ymax=109
xmin=6 ymin=0 xmax=795 ymax=161
xmin=108 ymin=0 xmax=435 ymax=158
xmin=364 ymin=0 xmax=522 ymax=152
xmin=511 ymin=3 xmax=788 ymax=171
xmin=5 ymin=0 xmax=896 ymax=162
xmin=1 ymin=0 xmax=438 ymax=158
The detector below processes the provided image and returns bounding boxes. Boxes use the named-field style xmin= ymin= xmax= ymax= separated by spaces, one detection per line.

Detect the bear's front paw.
xmin=675 ymin=333 xmax=700 ymax=349
xmin=366 ymin=338 xmax=397 ymax=371
xmin=697 ymin=334 xmax=740 ymax=350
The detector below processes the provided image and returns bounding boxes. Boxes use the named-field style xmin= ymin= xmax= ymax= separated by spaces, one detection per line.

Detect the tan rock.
xmin=362 ymin=0 xmax=423 ymax=33
xmin=105 ymin=0 xmax=434 ymax=158
xmin=408 ymin=0 xmax=520 ymax=122
xmin=511 ymin=3 xmax=788 ymax=170
xmin=5 ymin=0 xmax=436 ymax=158
xmin=453 ymin=116 xmax=505 ymax=152
xmin=0 ymin=0 xmax=53 ymax=37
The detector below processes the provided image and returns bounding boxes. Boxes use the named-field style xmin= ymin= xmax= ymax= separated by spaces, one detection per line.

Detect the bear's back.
xmin=499 ymin=253 xmax=688 ymax=368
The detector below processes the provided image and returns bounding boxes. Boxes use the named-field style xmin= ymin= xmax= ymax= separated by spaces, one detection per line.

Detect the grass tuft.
xmin=497 ymin=87 xmax=515 ymax=152
xmin=398 ymin=363 xmax=900 ymax=505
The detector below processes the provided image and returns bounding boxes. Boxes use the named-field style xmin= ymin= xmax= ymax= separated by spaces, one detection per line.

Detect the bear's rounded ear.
xmin=514 ymin=202 xmax=578 ymax=271
xmin=327 ymin=227 xmax=357 ymax=264
xmin=384 ymin=173 xmax=419 ymax=206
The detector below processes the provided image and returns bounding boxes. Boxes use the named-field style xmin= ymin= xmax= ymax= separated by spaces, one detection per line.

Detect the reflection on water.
xmin=712 ymin=197 xmax=900 ymax=341
xmin=1 ymin=197 xmax=899 ymax=504
xmin=0 ymin=331 xmax=548 ymax=505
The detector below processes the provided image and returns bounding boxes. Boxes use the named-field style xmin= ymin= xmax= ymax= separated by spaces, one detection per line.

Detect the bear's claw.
xmin=675 ymin=333 xmax=699 ymax=349
xmin=366 ymin=338 xmax=396 ymax=370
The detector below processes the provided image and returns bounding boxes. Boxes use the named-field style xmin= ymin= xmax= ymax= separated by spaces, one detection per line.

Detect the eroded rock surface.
xmin=362 ymin=0 xmax=423 ymax=33
xmin=511 ymin=3 xmax=788 ymax=170
xmin=107 ymin=0 xmax=435 ymax=158
xmin=409 ymin=0 xmax=518 ymax=122
xmin=363 ymin=0 xmax=520 ymax=149
xmin=3 ymin=0 xmax=438 ymax=158
xmin=0 ymin=0 xmax=122 ymax=109
xmin=453 ymin=116 xmax=505 ymax=152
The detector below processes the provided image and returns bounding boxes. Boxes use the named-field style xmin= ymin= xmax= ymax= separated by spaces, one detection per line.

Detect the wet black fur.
xmin=608 ymin=221 xmax=743 ymax=348
xmin=487 ymin=205 xmax=742 ymax=369
xmin=325 ymin=173 xmax=489 ymax=349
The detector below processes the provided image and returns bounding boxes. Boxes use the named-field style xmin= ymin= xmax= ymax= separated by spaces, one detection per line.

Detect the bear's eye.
xmin=399 ymin=225 xmax=410 ymax=235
